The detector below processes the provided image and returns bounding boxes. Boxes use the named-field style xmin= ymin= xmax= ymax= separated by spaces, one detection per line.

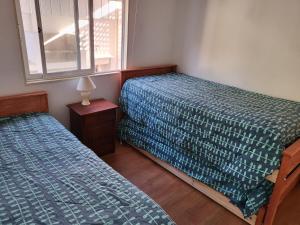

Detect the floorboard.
xmin=102 ymin=143 xmax=300 ymax=225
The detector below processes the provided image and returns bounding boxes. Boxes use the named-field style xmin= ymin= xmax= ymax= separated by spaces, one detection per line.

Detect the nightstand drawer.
xmin=84 ymin=110 xmax=116 ymax=126
xmin=83 ymin=122 xmax=115 ymax=139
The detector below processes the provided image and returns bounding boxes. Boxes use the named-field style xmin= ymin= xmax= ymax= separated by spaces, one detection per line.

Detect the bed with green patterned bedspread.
xmin=118 ymin=73 xmax=300 ymax=217
xmin=0 ymin=113 xmax=175 ymax=225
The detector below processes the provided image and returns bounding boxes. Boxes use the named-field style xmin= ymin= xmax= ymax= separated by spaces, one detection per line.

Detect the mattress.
xmin=118 ymin=73 xmax=300 ymax=217
xmin=0 ymin=113 xmax=174 ymax=225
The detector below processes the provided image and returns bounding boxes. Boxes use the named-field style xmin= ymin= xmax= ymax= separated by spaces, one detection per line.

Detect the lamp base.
xmin=80 ymin=91 xmax=91 ymax=106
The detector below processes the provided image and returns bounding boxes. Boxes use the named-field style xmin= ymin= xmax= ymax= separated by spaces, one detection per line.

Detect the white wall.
xmin=127 ymin=0 xmax=176 ymax=67
xmin=173 ymin=0 xmax=300 ymax=102
xmin=0 ymin=0 xmax=177 ymax=127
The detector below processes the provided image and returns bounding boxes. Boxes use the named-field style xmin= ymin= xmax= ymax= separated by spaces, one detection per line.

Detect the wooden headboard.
xmin=0 ymin=91 xmax=48 ymax=117
xmin=120 ymin=64 xmax=177 ymax=88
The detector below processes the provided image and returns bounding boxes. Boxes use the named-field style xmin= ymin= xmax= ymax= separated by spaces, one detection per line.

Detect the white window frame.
xmin=15 ymin=0 xmax=128 ymax=84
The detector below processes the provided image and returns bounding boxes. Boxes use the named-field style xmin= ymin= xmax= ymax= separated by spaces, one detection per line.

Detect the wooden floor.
xmin=102 ymin=143 xmax=300 ymax=225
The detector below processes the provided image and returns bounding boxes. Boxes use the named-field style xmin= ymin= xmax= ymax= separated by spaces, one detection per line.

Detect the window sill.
xmin=25 ymin=71 xmax=120 ymax=85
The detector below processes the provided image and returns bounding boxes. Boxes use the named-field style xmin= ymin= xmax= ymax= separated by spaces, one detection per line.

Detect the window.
xmin=15 ymin=0 xmax=127 ymax=82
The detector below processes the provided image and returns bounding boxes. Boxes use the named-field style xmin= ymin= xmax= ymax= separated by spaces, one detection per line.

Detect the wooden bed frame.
xmin=119 ymin=65 xmax=300 ymax=225
xmin=0 ymin=91 xmax=48 ymax=117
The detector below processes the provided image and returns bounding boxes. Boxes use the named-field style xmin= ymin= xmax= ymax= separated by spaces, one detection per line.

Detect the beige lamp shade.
xmin=77 ymin=76 xmax=96 ymax=91
xmin=77 ymin=76 xmax=96 ymax=106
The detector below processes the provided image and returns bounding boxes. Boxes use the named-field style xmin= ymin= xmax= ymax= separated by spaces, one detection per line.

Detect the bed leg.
xmin=263 ymin=200 xmax=280 ymax=225
xmin=263 ymin=149 xmax=300 ymax=225
xmin=255 ymin=207 xmax=266 ymax=225
xmin=263 ymin=176 xmax=299 ymax=225
xmin=263 ymin=181 xmax=284 ymax=225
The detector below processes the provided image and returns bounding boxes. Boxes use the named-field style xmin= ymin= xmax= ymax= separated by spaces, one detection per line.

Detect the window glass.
xmin=78 ymin=0 xmax=91 ymax=70
xmin=40 ymin=0 xmax=78 ymax=73
xmin=93 ymin=0 xmax=123 ymax=73
xmin=19 ymin=0 xmax=43 ymax=74
xmin=17 ymin=0 xmax=126 ymax=81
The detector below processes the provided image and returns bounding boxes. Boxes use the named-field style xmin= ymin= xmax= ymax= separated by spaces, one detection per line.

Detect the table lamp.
xmin=77 ymin=76 xmax=96 ymax=106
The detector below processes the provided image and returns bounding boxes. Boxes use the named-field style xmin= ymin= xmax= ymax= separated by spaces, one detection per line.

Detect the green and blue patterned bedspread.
xmin=118 ymin=73 xmax=300 ymax=217
xmin=0 ymin=113 xmax=174 ymax=225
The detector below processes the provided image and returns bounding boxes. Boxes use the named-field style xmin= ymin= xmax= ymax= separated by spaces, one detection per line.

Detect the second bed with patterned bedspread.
xmin=0 ymin=113 xmax=175 ymax=225
xmin=118 ymin=73 xmax=300 ymax=217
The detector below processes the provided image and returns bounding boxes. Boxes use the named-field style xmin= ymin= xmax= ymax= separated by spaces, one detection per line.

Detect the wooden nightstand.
xmin=67 ymin=99 xmax=118 ymax=157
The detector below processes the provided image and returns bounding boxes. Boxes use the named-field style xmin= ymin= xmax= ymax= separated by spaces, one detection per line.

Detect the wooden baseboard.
xmin=132 ymin=145 xmax=257 ymax=225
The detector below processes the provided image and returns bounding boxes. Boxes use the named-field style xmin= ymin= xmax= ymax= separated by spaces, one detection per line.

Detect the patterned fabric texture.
xmin=0 ymin=113 xmax=175 ymax=225
xmin=118 ymin=73 xmax=300 ymax=217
